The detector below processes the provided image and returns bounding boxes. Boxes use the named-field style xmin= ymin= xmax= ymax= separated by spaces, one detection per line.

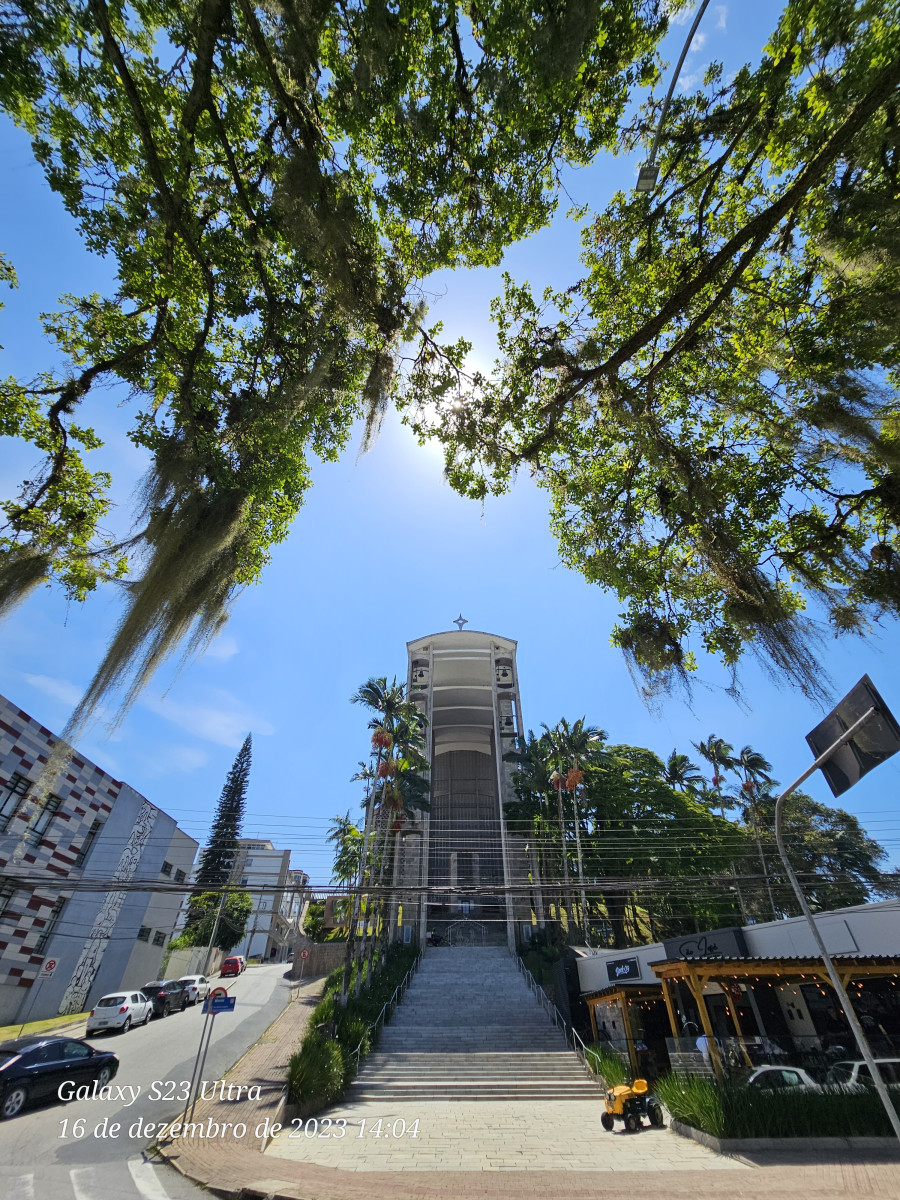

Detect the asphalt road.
xmin=0 ymin=962 xmax=292 ymax=1200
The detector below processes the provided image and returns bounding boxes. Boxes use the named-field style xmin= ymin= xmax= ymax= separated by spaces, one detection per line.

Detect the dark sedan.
xmin=0 ymin=1035 xmax=119 ymax=1119
xmin=141 ymin=979 xmax=190 ymax=1017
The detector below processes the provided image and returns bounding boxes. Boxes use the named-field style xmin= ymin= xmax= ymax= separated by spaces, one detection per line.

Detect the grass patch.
xmin=0 ymin=1012 xmax=89 ymax=1040
xmin=585 ymin=1042 xmax=629 ymax=1087
xmin=655 ymin=1073 xmax=900 ymax=1139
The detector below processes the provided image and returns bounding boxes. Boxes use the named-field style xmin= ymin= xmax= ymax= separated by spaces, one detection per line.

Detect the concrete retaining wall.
xmin=290 ymin=940 xmax=346 ymax=979
xmin=670 ymin=1118 xmax=900 ymax=1155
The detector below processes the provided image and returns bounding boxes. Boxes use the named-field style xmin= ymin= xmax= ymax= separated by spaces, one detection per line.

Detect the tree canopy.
xmin=0 ymin=0 xmax=663 ymax=729
xmin=191 ymin=732 xmax=252 ymax=891
xmin=505 ymin=719 xmax=897 ymax=945
xmin=408 ymin=0 xmax=900 ymax=696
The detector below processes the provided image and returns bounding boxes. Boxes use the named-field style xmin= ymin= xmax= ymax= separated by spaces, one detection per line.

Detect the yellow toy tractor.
xmin=600 ymin=1079 xmax=664 ymax=1133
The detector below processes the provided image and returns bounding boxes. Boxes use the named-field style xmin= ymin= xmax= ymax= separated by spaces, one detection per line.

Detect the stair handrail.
xmin=355 ymin=950 xmax=422 ymax=1072
xmin=513 ymin=953 xmax=604 ymax=1089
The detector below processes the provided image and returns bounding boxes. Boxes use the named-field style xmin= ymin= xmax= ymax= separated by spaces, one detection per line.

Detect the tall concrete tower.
xmin=395 ymin=624 xmax=536 ymax=951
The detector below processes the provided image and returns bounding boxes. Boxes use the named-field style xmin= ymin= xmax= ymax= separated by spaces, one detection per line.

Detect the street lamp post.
xmin=773 ymin=679 xmax=900 ymax=1143
xmin=636 ymin=0 xmax=712 ymax=192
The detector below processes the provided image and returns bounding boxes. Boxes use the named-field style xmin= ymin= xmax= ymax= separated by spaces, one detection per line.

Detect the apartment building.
xmin=0 ymin=693 xmax=197 ymax=1022
xmin=229 ymin=840 xmax=308 ymax=963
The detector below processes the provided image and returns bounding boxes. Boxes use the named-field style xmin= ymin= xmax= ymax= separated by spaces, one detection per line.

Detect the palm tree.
xmin=504 ymin=730 xmax=554 ymax=928
xmin=693 ymin=735 xmax=736 ymax=818
xmin=732 ymin=745 xmax=777 ymax=920
xmin=342 ymin=677 xmax=408 ymax=1002
xmin=664 ymin=751 xmax=704 ymax=794
xmin=364 ymin=703 xmax=429 ymax=978
xmin=542 ymin=718 xmax=604 ymax=942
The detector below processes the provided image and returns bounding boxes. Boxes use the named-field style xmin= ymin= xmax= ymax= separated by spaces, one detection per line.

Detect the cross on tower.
xmin=453 ymin=614 xmax=469 ymax=632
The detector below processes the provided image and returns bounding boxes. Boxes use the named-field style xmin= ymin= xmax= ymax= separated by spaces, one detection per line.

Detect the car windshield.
xmin=96 ymin=996 xmax=126 ymax=1008
xmin=143 ymin=982 xmax=163 ymax=991
xmin=0 ymin=1051 xmax=21 ymax=1066
xmin=177 ymin=978 xmax=194 ymax=985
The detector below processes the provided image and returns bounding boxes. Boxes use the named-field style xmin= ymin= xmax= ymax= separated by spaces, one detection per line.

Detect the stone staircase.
xmin=347 ymin=946 xmax=601 ymax=1102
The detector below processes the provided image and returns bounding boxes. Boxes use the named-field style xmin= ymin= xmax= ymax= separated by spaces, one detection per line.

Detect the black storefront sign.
xmin=606 ymin=956 xmax=641 ymax=983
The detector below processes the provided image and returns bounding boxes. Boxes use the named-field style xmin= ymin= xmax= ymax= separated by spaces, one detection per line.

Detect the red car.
xmin=220 ymin=957 xmax=240 ymax=977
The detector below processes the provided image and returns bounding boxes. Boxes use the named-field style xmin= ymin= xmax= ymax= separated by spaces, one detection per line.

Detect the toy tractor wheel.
xmin=601 ymin=1112 xmax=615 ymax=1132
xmin=624 ymin=1112 xmax=640 ymax=1133
xmin=648 ymin=1103 xmax=664 ymax=1127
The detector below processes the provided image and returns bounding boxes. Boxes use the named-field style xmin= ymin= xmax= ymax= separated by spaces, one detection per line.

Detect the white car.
xmin=86 ymin=991 xmax=152 ymax=1035
xmin=745 ymin=1065 xmax=821 ymax=1091
xmin=177 ymin=975 xmax=211 ymax=1005
xmin=824 ymin=1059 xmax=900 ymax=1089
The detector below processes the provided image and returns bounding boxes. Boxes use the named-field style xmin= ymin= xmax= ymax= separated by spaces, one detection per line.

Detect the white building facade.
xmin=229 ymin=840 xmax=308 ymax=963
xmin=397 ymin=626 xmax=538 ymax=950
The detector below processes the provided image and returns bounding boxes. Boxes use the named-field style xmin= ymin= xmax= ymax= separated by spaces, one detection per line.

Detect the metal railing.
xmin=352 ymin=951 xmax=421 ymax=1073
xmin=513 ymin=953 xmax=605 ymax=1092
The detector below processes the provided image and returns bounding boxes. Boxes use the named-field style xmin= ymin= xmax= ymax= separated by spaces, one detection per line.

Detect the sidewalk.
xmin=155 ymin=979 xmax=900 ymax=1200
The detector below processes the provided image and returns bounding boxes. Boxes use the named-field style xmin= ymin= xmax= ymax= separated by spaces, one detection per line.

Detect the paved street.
xmin=0 ymin=963 xmax=291 ymax=1200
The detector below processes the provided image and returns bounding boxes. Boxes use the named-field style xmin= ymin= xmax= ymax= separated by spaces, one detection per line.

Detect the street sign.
xmin=299 ymin=949 xmax=310 ymax=960
xmin=209 ymin=986 xmax=229 ymax=999
xmin=806 ymin=674 xmax=900 ymax=797
xmin=41 ymin=959 xmax=57 ymax=977
xmin=202 ymin=995 xmax=236 ymax=1014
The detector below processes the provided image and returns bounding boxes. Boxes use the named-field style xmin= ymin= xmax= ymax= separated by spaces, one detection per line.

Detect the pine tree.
xmin=193 ymin=735 xmax=252 ymax=890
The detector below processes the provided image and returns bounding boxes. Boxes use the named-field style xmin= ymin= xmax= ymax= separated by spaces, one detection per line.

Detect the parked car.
xmin=219 ymin=957 xmax=241 ymax=978
xmin=177 ymin=975 xmax=211 ymax=1005
xmin=141 ymin=979 xmax=190 ymax=1017
xmin=824 ymin=1059 xmax=900 ymax=1089
xmin=744 ymin=1065 xmax=821 ymax=1091
xmin=86 ymin=991 xmax=153 ymax=1035
xmin=235 ymin=956 xmax=246 ymax=972
xmin=0 ymin=1036 xmax=119 ymax=1119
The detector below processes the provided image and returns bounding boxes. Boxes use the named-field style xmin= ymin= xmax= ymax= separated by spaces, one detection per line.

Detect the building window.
xmin=0 ymin=877 xmax=16 ymax=918
xmin=160 ymin=861 xmax=173 ymax=876
xmin=25 ymin=795 xmax=63 ymax=846
xmin=137 ymin=926 xmax=151 ymax=942
xmin=34 ymin=897 xmax=66 ymax=954
xmin=0 ymin=772 xmax=30 ymax=830
xmin=152 ymin=931 xmax=166 ymax=947
xmin=174 ymin=868 xmax=186 ymax=883
xmin=73 ymin=819 xmax=102 ymax=868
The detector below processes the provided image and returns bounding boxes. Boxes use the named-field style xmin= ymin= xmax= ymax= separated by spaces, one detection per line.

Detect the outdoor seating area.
xmin=584 ymin=952 xmax=900 ymax=1081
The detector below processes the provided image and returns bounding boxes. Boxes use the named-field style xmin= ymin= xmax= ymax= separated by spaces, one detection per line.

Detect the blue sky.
xmin=1 ymin=2 xmax=899 ymax=886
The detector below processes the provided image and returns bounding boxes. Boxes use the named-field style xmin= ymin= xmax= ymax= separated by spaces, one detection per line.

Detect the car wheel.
xmin=600 ymin=1112 xmax=615 ymax=1132
xmin=96 ymin=1065 xmax=112 ymax=1089
xmin=181 ymin=999 xmax=187 ymax=1012
xmin=120 ymin=1017 xmax=131 ymax=1035
xmin=2 ymin=1085 xmax=28 ymax=1119
xmin=143 ymin=1009 xmax=151 ymax=1026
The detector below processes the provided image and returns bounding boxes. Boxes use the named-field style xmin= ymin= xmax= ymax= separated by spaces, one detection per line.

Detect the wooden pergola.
xmin=583 ymin=983 xmax=665 ymax=1077
xmin=650 ymin=955 xmax=900 ymax=1079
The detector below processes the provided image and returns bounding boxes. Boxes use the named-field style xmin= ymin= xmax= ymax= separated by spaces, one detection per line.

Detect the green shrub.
xmin=655 ymin=1074 xmax=727 ymax=1138
xmin=585 ymin=1043 xmax=629 ymax=1087
xmin=289 ymin=944 xmax=420 ymax=1112
xmin=655 ymin=1073 xmax=900 ymax=1140
xmin=287 ymin=1036 xmax=345 ymax=1105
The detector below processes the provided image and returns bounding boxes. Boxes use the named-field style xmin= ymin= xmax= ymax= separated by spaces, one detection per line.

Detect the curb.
xmin=670 ymin=1118 xmax=900 ymax=1155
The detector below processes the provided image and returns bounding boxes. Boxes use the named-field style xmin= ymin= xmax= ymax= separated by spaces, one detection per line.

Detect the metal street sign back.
xmin=806 ymin=675 xmax=900 ymax=797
